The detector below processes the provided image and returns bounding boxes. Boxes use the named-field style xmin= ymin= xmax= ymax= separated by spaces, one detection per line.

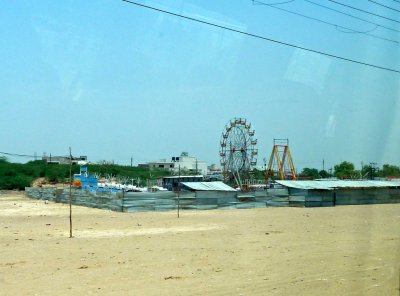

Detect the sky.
xmin=1 ymin=0 xmax=399 ymax=171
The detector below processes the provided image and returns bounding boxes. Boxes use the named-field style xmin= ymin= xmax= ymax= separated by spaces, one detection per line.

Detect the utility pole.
xmin=369 ymin=162 xmax=378 ymax=180
xmin=130 ymin=157 xmax=133 ymax=167
xmin=361 ymin=162 xmax=365 ymax=179
xmin=322 ymin=159 xmax=325 ymax=171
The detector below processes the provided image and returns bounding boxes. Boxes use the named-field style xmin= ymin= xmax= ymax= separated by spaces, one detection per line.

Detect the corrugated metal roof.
xmin=275 ymin=180 xmax=400 ymax=190
xmin=163 ymin=175 xmax=203 ymax=179
xmin=181 ymin=181 xmax=237 ymax=191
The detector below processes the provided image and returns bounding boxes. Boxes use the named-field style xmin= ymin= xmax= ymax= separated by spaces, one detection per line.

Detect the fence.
xmin=25 ymin=187 xmax=271 ymax=212
xmin=25 ymin=186 xmax=400 ymax=212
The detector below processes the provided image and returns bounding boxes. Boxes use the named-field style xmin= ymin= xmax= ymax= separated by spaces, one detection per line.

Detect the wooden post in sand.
xmin=177 ymin=165 xmax=180 ymax=218
xmin=69 ymin=147 xmax=73 ymax=238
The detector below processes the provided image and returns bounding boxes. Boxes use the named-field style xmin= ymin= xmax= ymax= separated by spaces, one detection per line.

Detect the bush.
xmin=0 ymin=175 xmax=32 ymax=190
xmin=0 ymin=159 xmax=171 ymax=190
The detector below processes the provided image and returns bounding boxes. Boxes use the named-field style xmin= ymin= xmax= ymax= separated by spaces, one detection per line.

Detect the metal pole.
xmin=69 ymin=147 xmax=73 ymax=238
xmin=177 ymin=165 xmax=180 ymax=218
xmin=122 ymin=188 xmax=125 ymax=212
xmin=369 ymin=162 xmax=377 ymax=180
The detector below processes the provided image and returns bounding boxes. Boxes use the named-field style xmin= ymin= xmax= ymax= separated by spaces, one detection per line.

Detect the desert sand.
xmin=0 ymin=192 xmax=399 ymax=295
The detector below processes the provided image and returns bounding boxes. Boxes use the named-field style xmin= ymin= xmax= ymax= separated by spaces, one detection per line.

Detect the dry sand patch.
xmin=0 ymin=192 xmax=399 ymax=295
xmin=75 ymin=225 xmax=223 ymax=238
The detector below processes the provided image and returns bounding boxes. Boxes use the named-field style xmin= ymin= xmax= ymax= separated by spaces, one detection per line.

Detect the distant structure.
xmin=208 ymin=163 xmax=222 ymax=174
xmin=42 ymin=153 xmax=87 ymax=165
xmin=140 ymin=152 xmax=208 ymax=175
xmin=159 ymin=175 xmax=204 ymax=191
xmin=205 ymin=164 xmax=224 ymax=181
xmin=265 ymin=139 xmax=297 ymax=180
xmin=275 ymin=180 xmax=400 ymax=207
xmin=219 ymin=118 xmax=258 ymax=186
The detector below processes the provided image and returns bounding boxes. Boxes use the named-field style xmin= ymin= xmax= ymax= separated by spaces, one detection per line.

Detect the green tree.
xmin=319 ymin=170 xmax=329 ymax=178
xmin=334 ymin=161 xmax=355 ymax=179
xmin=378 ymin=164 xmax=400 ymax=178
xmin=252 ymin=168 xmax=266 ymax=180
xmin=299 ymin=168 xmax=319 ymax=179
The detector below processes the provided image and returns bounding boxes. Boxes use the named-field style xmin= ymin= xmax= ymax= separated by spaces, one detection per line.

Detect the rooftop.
xmin=276 ymin=180 xmax=400 ymax=190
xmin=181 ymin=181 xmax=236 ymax=192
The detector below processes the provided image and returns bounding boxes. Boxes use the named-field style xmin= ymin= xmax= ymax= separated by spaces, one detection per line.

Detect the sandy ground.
xmin=0 ymin=192 xmax=399 ymax=296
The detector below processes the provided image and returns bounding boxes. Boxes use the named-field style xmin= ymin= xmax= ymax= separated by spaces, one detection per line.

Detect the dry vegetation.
xmin=0 ymin=192 xmax=399 ymax=295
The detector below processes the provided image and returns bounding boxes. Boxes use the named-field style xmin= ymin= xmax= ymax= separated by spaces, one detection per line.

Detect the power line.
xmin=368 ymin=0 xmax=400 ymax=13
xmin=306 ymin=0 xmax=400 ymax=33
xmin=252 ymin=0 xmax=295 ymax=5
xmin=121 ymin=0 xmax=400 ymax=74
xmin=253 ymin=0 xmax=398 ymax=44
xmin=0 ymin=151 xmax=38 ymax=158
xmin=335 ymin=25 xmax=378 ymax=34
xmin=327 ymin=0 xmax=400 ymax=24
xmin=0 ymin=151 xmax=75 ymax=159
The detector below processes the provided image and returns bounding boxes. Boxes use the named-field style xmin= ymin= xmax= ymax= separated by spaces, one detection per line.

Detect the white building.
xmin=142 ymin=152 xmax=208 ymax=175
xmin=42 ymin=154 xmax=87 ymax=165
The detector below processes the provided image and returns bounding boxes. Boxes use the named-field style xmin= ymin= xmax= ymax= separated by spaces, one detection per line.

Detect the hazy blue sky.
xmin=1 ymin=0 xmax=399 ymax=171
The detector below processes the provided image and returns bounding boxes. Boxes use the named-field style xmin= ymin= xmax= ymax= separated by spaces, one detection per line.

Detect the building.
xmin=159 ymin=175 xmax=204 ymax=191
xmin=141 ymin=160 xmax=175 ymax=170
xmin=141 ymin=152 xmax=208 ymax=175
xmin=42 ymin=154 xmax=87 ymax=165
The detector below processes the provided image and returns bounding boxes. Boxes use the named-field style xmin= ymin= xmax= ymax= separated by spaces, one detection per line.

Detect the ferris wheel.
xmin=219 ymin=118 xmax=258 ymax=180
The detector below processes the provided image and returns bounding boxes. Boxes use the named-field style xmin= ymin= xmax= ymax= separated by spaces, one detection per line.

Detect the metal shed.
xmin=275 ymin=180 xmax=400 ymax=207
xmin=180 ymin=181 xmax=240 ymax=209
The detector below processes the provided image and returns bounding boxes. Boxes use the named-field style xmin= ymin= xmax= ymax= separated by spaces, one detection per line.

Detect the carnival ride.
xmin=265 ymin=138 xmax=297 ymax=180
xmin=219 ymin=118 xmax=258 ymax=186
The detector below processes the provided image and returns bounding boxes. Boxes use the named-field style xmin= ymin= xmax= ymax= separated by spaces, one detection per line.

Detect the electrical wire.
xmin=0 ymin=151 xmax=38 ymax=158
xmin=336 ymin=25 xmax=379 ymax=34
xmin=327 ymin=0 xmax=400 ymax=24
xmin=253 ymin=0 xmax=398 ymax=43
xmin=252 ymin=0 xmax=295 ymax=5
xmin=305 ymin=0 xmax=400 ymax=33
xmin=0 ymin=151 xmax=75 ymax=160
xmin=121 ymin=0 xmax=400 ymax=73
xmin=368 ymin=0 xmax=400 ymax=13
